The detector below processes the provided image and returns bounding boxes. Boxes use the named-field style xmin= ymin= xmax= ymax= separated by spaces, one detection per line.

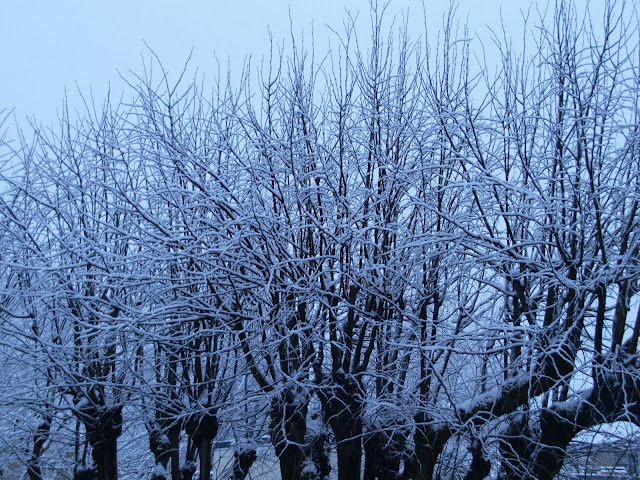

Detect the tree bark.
xmin=497 ymin=412 xmax=535 ymax=480
xmin=168 ymin=423 xmax=181 ymax=480
xmin=270 ymin=388 xmax=309 ymax=480
xmin=405 ymin=415 xmax=451 ymax=480
xmin=81 ymin=406 xmax=123 ymax=480
xmin=364 ymin=426 xmax=408 ymax=480
xmin=184 ymin=413 xmax=218 ymax=480
xmin=148 ymin=422 xmax=171 ymax=476
xmin=310 ymin=431 xmax=331 ymax=480
xmin=530 ymin=355 xmax=640 ymax=480
xmin=27 ymin=417 xmax=52 ymax=480
xmin=231 ymin=447 xmax=257 ymax=480
xmin=462 ymin=438 xmax=491 ymax=480
xmin=320 ymin=375 xmax=364 ymax=480
xmin=363 ymin=431 xmax=383 ymax=480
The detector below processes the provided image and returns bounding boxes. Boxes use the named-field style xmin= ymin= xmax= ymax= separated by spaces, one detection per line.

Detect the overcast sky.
xmin=0 ymin=1 xmax=555 ymax=129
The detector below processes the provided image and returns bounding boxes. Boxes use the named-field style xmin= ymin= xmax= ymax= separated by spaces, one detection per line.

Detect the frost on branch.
xmin=1 ymin=1 xmax=640 ymax=479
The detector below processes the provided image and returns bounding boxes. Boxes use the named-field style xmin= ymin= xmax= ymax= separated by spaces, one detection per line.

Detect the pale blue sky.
xmin=0 ymin=1 xmax=546 ymax=129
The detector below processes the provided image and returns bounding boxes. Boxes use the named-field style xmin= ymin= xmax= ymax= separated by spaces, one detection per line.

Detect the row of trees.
xmin=2 ymin=2 xmax=640 ymax=479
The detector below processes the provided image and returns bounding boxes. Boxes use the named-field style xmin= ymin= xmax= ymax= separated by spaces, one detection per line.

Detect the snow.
xmin=152 ymin=463 xmax=166 ymax=477
xmin=0 ymin=2 xmax=638 ymax=480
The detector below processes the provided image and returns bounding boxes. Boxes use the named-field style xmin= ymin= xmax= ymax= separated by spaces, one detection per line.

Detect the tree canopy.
xmin=1 ymin=2 xmax=640 ymax=479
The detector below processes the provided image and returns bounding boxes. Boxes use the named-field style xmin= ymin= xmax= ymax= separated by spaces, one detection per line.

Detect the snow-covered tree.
xmin=2 ymin=2 xmax=640 ymax=479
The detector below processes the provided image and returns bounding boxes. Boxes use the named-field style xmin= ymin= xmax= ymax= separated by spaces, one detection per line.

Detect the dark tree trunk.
xmin=530 ymin=356 xmax=640 ymax=480
xmin=148 ymin=402 xmax=181 ymax=479
xmin=364 ymin=431 xmax=383 ymax=480
xmin=184 ymin=413 xmax=218 ymax=480
xmin=530 ymin=408 xmax=576 ymax=480
xmin=148 ymin=422 xmax=171 ymax=476
xmin=270 ymin=387 xmax=309 ymax=480
xmin=321 ymin=374 xmax=364 ymax=480
xmin=231 ymin=447 xmax=257 ymax=480
xmin=404 ymin=415 xmax=451 ymax=480
xmin=364 ymin=427 xmax=408 ymax=480
xmin=180 ymin=461 xmax=196 ymax=480
xmin=27 ymin=417 xmax=52 ymax=480
xmin=180 ymin=434 xmax=197 ymax=480
xmin=150 ymin=469 xmax=167 ymax=480
xmin=168 ymin=423 xmax=181 ymax=480
xmin=497 ymin=413 xmax=535 ymax=480
xmin=197 ymin=437 xmax=212 ymax=480
xmin=88 ymin=423 xmax=119 ymax=480
xmin=82 ymin=406 xmax=123 ymax=480
xmin=382 ymin=429 xmax=408 ymax=480
xmin=74 ymin=466 xmax=98 ymax=480
xmin=310 ymin=431 xmax=331 ymax=480
xmin=462 ymin=438 xmax=491 ymax=480
xmin=334 ymin=423 xmax=363 ymax=480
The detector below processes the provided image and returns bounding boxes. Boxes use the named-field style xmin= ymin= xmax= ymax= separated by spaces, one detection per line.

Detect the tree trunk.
xmin=530 ymin=358 xmax=640 ymax=480
xmin=364 ymin=427 xmax=407 ymax=480
xmin=231 ymin=447 xmax=257 ymax=480
xmin=405 ymin=415 xmax=451 ymax=480
xmin=310 ymin=431 xmax=331 ymax=480
xmin=363 ymin=431 xmax=382 ymax=480
xmin=497 ymin=413 xmax=535 ymax=480
xmin=321 ymin=375 xmax=364 ymax=480
xmin=462 ymin=438 xmax=491 ymax=480
xmin=270 ymin=388 xmax=309 ymax=480
xmin=180 ymin=461 xmax=196 ymax=480
xmin=83 ymin=406 xmax=123 ymax=480
xmin=74 ymin=466 xmax=98 ymax=480
xmin=148 ymin=422 xmax=171 ymax=476
xmin=167 ymin=423 xmax=181 ymax=480
xmin=27 ymin=417 xmax=52 ymax=480
xmin=88 ymin=424 xmax=119 ymax=480
xmin=530 ymin=408 xmax=575 ymax=480
xmin=334 ymin=426 xmax=363 ymax=480
xmin=184 ymin=413 xmax=218 ymax=480
xmin=197 ymin=437 xmax=212 ymax=480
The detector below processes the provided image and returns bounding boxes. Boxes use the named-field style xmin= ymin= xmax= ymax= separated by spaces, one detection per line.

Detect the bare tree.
xmin=2 ymin=2 xmax=640 ymax=480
